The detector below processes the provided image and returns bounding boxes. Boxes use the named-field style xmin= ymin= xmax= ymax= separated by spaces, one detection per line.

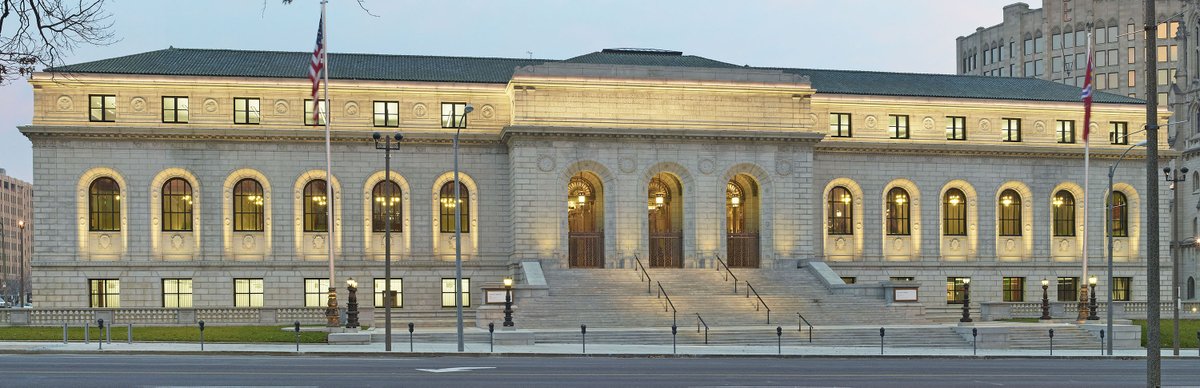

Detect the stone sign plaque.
xmin=893 ymin=288 xmax=919 ymax=302
xmin=485 ymin=290 xmax=508 ymax=304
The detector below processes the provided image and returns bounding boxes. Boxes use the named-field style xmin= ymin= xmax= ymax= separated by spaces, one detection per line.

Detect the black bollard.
xmin=198 ymin=320 xmax=206 ymax=351
xmin=96 ymin=319 xmax=104 ymax=350
xmin=776 ymin=326 xmax=783 ymax=355
xmin=408 ymin=322 xmax=414 ymax=352
xmin=672 ymin=324 xmax=678 ymax=354
xmin=62 ymin=323 xmax=68 ymax=344
xmin=488 ymin=322 xmax=495 ymax=353
xmin=1048 ymin=328 xmax=1054 ymax=356
xmin=972 ymin=328 xmax=978 ymax=356
xmin=879 ymin=327 xmax=885 ymax=355
xmin=581 ymin=324 xmax=587 ymax=354
xmin=294 ymin=321 xmax=301 ymax=352
xmin=127 ymin=323 xmax=132 ymax=344
xmin=1099 ymin=329 xmax=1105 ymax=356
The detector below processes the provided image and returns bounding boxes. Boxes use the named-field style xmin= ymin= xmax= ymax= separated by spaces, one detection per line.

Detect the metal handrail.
xmin=696 ymin=313 xmax=709 ymax=345
xmin=797 ymin=312 xmax=812 ymax=343
xmin=745 ymin=281 xmax=771 ymax=324
xmin=657 ymin=281 xmax=678 ymax=325
xmin=633 ymin=254 xmax=651 ymax=294
xmin=712 ymin=254 xmax=739 ymax=293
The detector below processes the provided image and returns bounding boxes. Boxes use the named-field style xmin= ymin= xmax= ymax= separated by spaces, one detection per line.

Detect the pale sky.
xmin=0 ymin=0 xmax=1019 ymax=182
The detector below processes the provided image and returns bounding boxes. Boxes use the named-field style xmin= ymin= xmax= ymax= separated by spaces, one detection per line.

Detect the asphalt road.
xmin=0 ymin=354 xmax=1197 ymax=387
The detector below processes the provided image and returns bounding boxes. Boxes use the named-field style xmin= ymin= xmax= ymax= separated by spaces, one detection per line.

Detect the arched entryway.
xmin=726 ymin=174 xmax=760 ymax=267
xmin=648 ymin=173 xmax=683 ymax=268
xmin=567 ymin=172 xmax=604 ymax=268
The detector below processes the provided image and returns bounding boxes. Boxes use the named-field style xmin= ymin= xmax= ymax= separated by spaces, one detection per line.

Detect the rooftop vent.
xmin=601 ymin=48 xmax=683 ymax=56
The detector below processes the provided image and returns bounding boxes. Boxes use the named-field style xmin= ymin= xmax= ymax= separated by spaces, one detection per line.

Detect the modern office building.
xmin=0 ymin=168 xmax=32 ymax=305
xmin=20 ymin=47 xmax=1171 ymax=324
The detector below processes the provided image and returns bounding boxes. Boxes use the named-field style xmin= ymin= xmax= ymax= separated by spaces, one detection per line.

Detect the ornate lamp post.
xmin=1163 ymin=165 xmax=1187 ymax=356
xmin=345 ymin=278 xmax=359 ymax=329
xmin=503 ymin=277 xmax=515 ymax=327
xmin=1087 ymin=275 xmax=1099 ymax=321
xmin=372 ymin=131 xmax=402 ymax=351
xmin=17 ymin=220 xmax=25 ymax=307
xmin=959 ymin=278 xmax=972 ymax=323
xmin=1040 ymin=278 xmax=1052 ymax=320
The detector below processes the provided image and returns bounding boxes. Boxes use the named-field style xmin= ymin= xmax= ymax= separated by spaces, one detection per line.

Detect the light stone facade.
xmin=21 ymin=48 xmax=1176 ymax=318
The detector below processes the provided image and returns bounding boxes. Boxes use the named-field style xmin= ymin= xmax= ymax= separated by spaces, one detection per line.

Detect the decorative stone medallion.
xmin=203 ymin=98 xmax=218 ymax=113
xmin=923 ymin=116 xmax=935 ymax=130
xmin=170 ymin=234 xmax=184 ymax=249
xmin=536 ymin=155 xmax=556 ymax=172
xmin=344 ymin=101 xmax=359 ymax=117
xmin=1089 ymin=122 xmax=1099 ymax=135
xmin=1058 ymin=239 xmax=1070 ymax=252
xmin=413 ymin=103 xmax=427 ymax=117
xmin=949 ymin=239 xmax=961 ymax=249
xmin=98 ymin=234 xmax=112 ymax=249
xmin=892 ymin=238 xmax=904 ymax=251
xmin=807 ymin=113 xmax=818 ymax=126
xmin=1034 ymin=120 xmax=1046 ymax=133
xmin=864 ymin=115 xmax=877 ymax=129
xmin=776 ymin=160 xmax=794 ymax=176
xmin=242 ymin=235 xmax=255 ymax=249
xmin=131 ymin=97 xmax=146 ymax=112
xmin=313 ymin=235 xmax=325 ymax=249
xmin=1004 ymin=239 xmax=1016 ymax=252
xmin=698 ymin=159 xmax=715 ymax=175
xmin=274 ymin=100 xmax=289 ymax=115
xmin=480 ymin=104 xmax=495 ymax=119
xmin=619 ymin=157 xmax=636 ymax=174
xmin=56 ymin=96 xmax=73 ymax=111
xmin=979 ymin=118 xmax=991 ymax=131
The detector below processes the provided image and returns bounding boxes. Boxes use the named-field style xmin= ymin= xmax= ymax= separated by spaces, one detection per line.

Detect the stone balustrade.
xmin=981 ymin=301 xmax=1200 ymax=320
xmin=0 ymin=307 xmax=358 ymax=326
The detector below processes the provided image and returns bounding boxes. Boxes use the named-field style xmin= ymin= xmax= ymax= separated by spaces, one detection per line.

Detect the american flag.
xmin=1080 ymin=45 xmax=1093 ymax=142
xmin=309 ymin=15 xmax=325 ymax=126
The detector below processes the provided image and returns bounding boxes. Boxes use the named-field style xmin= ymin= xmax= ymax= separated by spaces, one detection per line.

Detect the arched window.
xmin=828 ymin=186 xmax=853 ymax=235
xmin=303 ymin=179 xmax=328 ymax=233
xmin=943 ymin=188 xmax=967 ymax=236
xmin=998 ymin=189 xmax=1022 ymax=236
xmin=233 ymin=179 xmax=264 ymax=232
xmin=161 ymin=178 xmax=193 ymax=231
xmin=372 ymin=180 xmax=402 ymax=232
xmin=439 ymin=181 xmax=469 ymax=233
xmin=886 ymin=187 xmax=910 ymax=235
xmin=1188 ymin=276 xmax=1195 ymax=299
xmin=1109 ymin=191 xmax=1128 ymax=237
xmin=1052 ymin=190 xmax=1076 ymax=237
xmin=88 ymin=177 xmax=121 ymax=231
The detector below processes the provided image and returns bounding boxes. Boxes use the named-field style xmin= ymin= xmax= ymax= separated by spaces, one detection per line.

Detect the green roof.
xmin=47 ymin=47 xmax=1143 ymax=104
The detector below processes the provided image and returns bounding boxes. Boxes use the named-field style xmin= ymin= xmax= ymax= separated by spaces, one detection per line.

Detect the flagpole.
xmin=1080 ymin=31 xmax=1093 ymax=322
xmin=320 ymin=0 xmax=339 ymax=328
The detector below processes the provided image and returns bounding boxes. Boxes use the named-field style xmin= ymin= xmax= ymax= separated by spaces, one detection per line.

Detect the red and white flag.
xmin=1080 ymin=45 xmax=1093 ymax=142
xmin=309 ymin=15 xmax=325 ymax=126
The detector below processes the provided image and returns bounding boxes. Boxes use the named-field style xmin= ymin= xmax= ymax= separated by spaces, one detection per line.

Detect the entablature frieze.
xmin=18 ymin=125 xmax=505 ymax=147
xmin=815 ymin=141 xmax=1179 ymax=160
xmin=500 ymin=125 xmax=826 ymax=145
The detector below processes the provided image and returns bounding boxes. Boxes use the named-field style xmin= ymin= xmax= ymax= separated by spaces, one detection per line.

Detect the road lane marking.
xmin=416 ymin=367 xmax=497 ymax=373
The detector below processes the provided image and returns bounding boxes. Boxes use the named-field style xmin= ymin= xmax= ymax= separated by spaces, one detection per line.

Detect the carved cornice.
xmin=18 ymin=125 xmax=502 ymax=146
xmin=500 ymin=125 xmax=826 ymax=144
xmin=815 ymin=141 xmax=1178 ymax=160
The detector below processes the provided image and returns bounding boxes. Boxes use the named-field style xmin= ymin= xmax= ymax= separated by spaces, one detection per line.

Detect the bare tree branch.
xmin=0 ymin=0 xmax=114 ymax=83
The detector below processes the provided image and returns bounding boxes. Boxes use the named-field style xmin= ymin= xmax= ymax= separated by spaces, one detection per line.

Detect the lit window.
xmin=830 ymin=113 xmax=851 ymax=137
xmin=943 ymin=188 xmax=967 ymax=236
xmin=234 ymin=98 xmax=261 ymax=124
xmin=303 ymin=179 xmax=329 ymax=233
xmin=374 ymin=278 xmax=403 ymax=308
xmin=304 ymin=99 xmax=328 ymax=126
xmin=89 ymin=177 xmax=121 ymax=232
xmin=1108 ymin=191 xmax=1128 ymax=237
xmin=888 ymin=115 xmax=909 ymax=139
xmin=441 ymin=102 xmax=469 ymax=128
xmin=1003 ymin=277 xmax=1025 ymax=302
xmin=439 ymin=181 xmax=469 ymax=233
xmin=372 ymin=180 xmax=402 ymax=232
xmin=827 ymin=186 xmax=853 ymax=235
xmin=89 ymin=94 xmax=116 ymax=122
xmin=304 ymin=278 xmax=330 ymax=307
xmin=885 ymin=187 xmax=910 ymax=235
xmin=234 ymin=278 xmax=264 ymax=307
xmin=162 ymin=96 xmax=189 ymax=123
xmin=998 ymin=189 xmax=1022 ymax=236
xmin=441 ymin=278 xmax=470 ymax=308
xmin=1052 ymin=190 xmax=1076 ymax=237
xmin=162 ymin=278 xmax=193 ymax=308
xmin=1110 ymin=122 xmax=1128 ymax=145
xmin=946 ymin=116 xmax=966 ymax=140
xmin=1057 ymin=277 xmax=1078 ymax=302
xmin=89 ymin=279 xmax=120 ymax=308
xmin=1002 ymin=118 xmax=1021 ymax=142
xmin=232 ymin=179 xmax=264 ymax=232
xmin=374 ymin=101 xmax=399 ymax=127
xmin=946 ymin=277 xmax=970 ymax=304
xmin=1112 ymin=277 xmax=1131 ymax=301
xmin=162 ymin=178 xmax=193 ymax=232
xmin=1056 ymin=120 xmax=1075 ymax=143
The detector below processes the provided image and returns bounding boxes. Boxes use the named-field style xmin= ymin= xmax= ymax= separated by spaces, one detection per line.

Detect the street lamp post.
xmin=1163 ymin=165 xmax=1187 ymax=356
xmin=1088 ymin=275 xmax=1099 ymax=320
xmin=17 ymin=220 xmax=25 ymax=307
xmin=453 ymin=104 xmax=474 ymax=352
xmin=1040 ymin=278 xmax=1052 ymax=320
xmin=503 ymin=277 xmax=514 ymax=327
xmin=372 ymin=131 xmax=403 ymax=351
xmin=960 ymin=278 xmax=972 ymax=323
xmin=1107 ymin=139 xmax=1147 ymax=354
xmin=346 ymin=278 xmax=359 ymax=329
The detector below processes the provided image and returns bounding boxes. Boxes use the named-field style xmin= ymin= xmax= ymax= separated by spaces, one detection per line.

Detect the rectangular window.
xmin=1034 ymin=36 xmax=1045 ymax=53
xmin=1095 ymin=28 xmax=1106 ymax=44
xmin=304 ymin=278 xmax=330 ymax=307
xmin=162 ymin=278 xmax=193 ymax=308
xmin=1128 ymin=70 xmax=1136 ymax=87
xmin=1110 ymin=122 xmax=1129 ymax=145
xmin=1128 ymin=23 xmax=1136 ymax=41
xmin=304 ymin=99 xmax=328 ymax=126
xmin=89 ymin=279 xmax=120 ymax=308
xmin=888 ymin=114 xmax=909 ymax=139
xmin=1003 ymin=277 xmax=1025 ymax=302
xmin=441 ymin=278 xmax=470 ymax=308
xmin=1024 ymin=61 xmax=1034 ymax=77
xmin=1095 ymin=50 xmax=1106 ymax=67
xmin=441 ymin=102 xmax=469 ymax=128
xmin=1057 ymin=277 xmax=1079 ymax=302
xmin=1158 ymin=45 xmax=1168 ymax=62
xmin=162 ymin=96 xmax=189 ymax=123
xmin=1096 ymin=74 xmax=1107 ymax=90
xmin=946 ymin=277 xmax=970 ymax=304
xmin=1056 ymin=120 xmax=1075 ymax=143
xmin=841 ymin=277 xmax=857 ymax=285
xmin=890 ymin=276 xmax=914 ymax=282
xmin=1052 ymin=34 xmax=1062 ymax=50
xmin=89 ymin=94 xmax=117 ymax=122
xmin=946 ymin=116 xmax=966 ymax=140
xmin=1002 ymin=118 xmax=1021 ymax=142
xmin=830 ymin=113 xmax=852 ymax=137
xmin=1024 ymin=38 xmax=1033 ymax=54
xmin=233 ymin=98 xmax=261 ymax=124
xmin=1108 ymin=73 xmax=1117 ymax=90
xmin=1112 ymin=277 xmax=1132 ymax=301
xmin=374 ymin=101 xmax=399 ymax=127
xmin=374 ymin=278 xmax=403 ymax=308
xmin=234 ymin=278 xmax=264 ymax=307
xmin=1128 ymin=47 xmax=1136 ymax=64
xmin=1052 ymin=56 xmax=1063 ymax=73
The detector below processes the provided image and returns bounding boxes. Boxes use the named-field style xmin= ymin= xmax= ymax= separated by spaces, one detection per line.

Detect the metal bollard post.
xmin=198 ymin=320 xmax=206 ymax=351
xmin=581 ymin=324 xmax=587 ymax=354
xmin=972 ymin=328 xmax=978 ymax=356
xmin=408 ymin=322 xmax=414 ymax=352
xmin=294 ymin=321 xmax=301 ymax=352
xmin=105 ymin=320 xmax=111 ymax=345
xmin=84 ymin=322 xmax=90 ymax=344
xmin=127 ymin=323 xmax=132 ymax=344
xmin=488 ymin=322 xmax=495 ymax=353
xmin=1099 ymin=330 xmax=1105 ymax=355
xmin=1048 ymin=329 xmax=1054 ymax=356
xmin=671 ymin=324 xmax=678 ymax=354
xmin=776 ymin=326 xmax=782 ymax=355
xmin=879 ymin=327 xmax=885 ymax=355
xmin=96 ymin=319 xmax=104 ymax=350
xmin=62 ymin=323 xmax=68 ymax=344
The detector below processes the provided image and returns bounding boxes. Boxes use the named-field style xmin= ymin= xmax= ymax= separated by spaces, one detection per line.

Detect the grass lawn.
xmin=1133 ymin=319 xmax=1200 ymax=348
xmin=0 ymin=325 xmax=330 ymax=343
